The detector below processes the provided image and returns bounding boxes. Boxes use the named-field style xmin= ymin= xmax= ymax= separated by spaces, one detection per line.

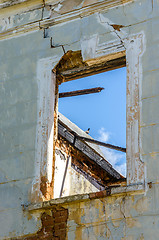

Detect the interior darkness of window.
xmin=58 ymin=67 xmax=126 ymax=176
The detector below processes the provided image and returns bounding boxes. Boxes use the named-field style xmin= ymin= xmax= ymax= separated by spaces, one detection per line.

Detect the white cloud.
xmin=115 ymin=162 xmax=126 ymax=177
xmin=97 ymin=128 xmax=126 ymax=177
xmin=98 ymin=127 xmax=110 ymax=142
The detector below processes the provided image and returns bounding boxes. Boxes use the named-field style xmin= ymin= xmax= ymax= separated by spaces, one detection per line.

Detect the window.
xmin=59 ymin=68 xmax=126 ymax=175
xmin=53 ymin=51 xmax=127 ymax=198
xmin=32 ymin=34 xmax=145 ymax=202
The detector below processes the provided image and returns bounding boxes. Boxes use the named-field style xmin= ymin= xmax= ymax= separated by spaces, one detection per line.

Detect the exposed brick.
xmin=54 ymin=211 xmax=62 ymax=218
xmin=55 ymin=215 xmax=68 ymax=223
xmin=95 ymin=191 xmax=105 ymax=198
xmin=41 ymin=212 xmax=54 ymax=226
xmin=54 ymin=222 xmax=67 ymax=230
xmin=89 ymin=192 xmax=96 ymax=199
xmin=59 ymin=210 xmax=68 ymax=216
xmin=38 ymin=233 xmax=54 ymax=240
xmin=54 ymin=229 xmax=63 ymax=237
xmin=59 ymin=222 xmax=67 ymax=229
xmin=24 ymin=236 xmax=38 ymax=240
xmin=13 ymin=208 xmax=68 ymax=240
xmin=89 ymin=190 xmax=111 ymax=200
xmin=54 ymin=209 xmax=67 ymax=218
xmin=59 ymin=235 xmax=67 ymax=240
xmin=54 ymin=228 xmax=66 ymax=237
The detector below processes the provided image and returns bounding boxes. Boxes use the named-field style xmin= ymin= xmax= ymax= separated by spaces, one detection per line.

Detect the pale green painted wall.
xmin=0 ymin=0 xmax=159 ymax=238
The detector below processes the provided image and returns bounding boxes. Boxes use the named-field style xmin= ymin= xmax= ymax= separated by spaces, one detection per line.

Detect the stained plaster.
xmin=0 ymin=0 xmax=159 ymax=239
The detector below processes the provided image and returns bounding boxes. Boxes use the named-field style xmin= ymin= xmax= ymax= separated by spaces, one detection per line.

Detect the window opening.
xmin=53 ymin=67 xmax=126 ymax=198
xmin=59 ymin=68 xmax=126 ymax=172
xmin=53 ymin=51 xmax=126 ymax=198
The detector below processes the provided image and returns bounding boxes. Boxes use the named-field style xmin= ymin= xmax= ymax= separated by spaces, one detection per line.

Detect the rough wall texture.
xmin=0 ymin=0 xmax=159 ymax=239
xmin=54 ymin=137 xmax=99 ymax=199
xmin=13 ymin=207 xmax=68 ymax=240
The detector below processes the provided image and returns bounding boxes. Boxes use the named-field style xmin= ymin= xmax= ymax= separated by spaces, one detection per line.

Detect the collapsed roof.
xmin=58 ymin=112 xmax=125 ymax=190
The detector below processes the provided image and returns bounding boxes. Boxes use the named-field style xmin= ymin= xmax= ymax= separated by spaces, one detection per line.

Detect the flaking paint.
xmin=0 ymin=0 xmax=159 ymax=239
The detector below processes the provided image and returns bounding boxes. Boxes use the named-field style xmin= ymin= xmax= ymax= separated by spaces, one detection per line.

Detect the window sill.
xmin=27 ymin=183 xmax=145 ymax=212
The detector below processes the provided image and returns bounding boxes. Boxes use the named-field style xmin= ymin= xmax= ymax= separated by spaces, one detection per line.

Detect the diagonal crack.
xmin=98 ymin=13 xmax=126 ymax=50
xmin=107 ymin=22 xmax=126 ymax=50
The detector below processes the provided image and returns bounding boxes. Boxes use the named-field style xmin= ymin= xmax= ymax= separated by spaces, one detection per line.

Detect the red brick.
xmin=89 ymin=192 xmax=96 ymax=199
xmin=54 ymin=210 xmax=67 ymax=217
xmin=59 ymin=234 xmax=66 ymax=240
xmin=54 ymin=211 xmax=61 ymax=218
xmin=43 ymin=219 xmax=54 ymax=226
xmin=41 ymin=234 xmax=53 ymax=240
xmin=59 ymin=210 xmax=68 ymax=216
xmin=58 ymin=222 xmax=67 ymax=229
xmin=24 ymin=236 xmax=38 ymax=240
xmin=54 ymin=223 xmax=60 ymax=230
xmin=55 ymin=228 xmax=66 ymax=236
xmin=54 ymin=222 xmax=67 ymax=230
xmin=89 ymin=190 xmax=111 ymax=199
xmin=54 ymin=217 xmax=62 ymax=223
xmin=13 ymin=210 xmax=68 ymax=240
xmin=41 ymin=213 xmax=54 ymax=225
xmin=55 ymin=215 xmax=68 ymax=223
xmin=95 ymin=191 xmax=104 ymax=198
xmin=42 ymin=225 xmax=53 ymax=232
xmin=54 ymin=229 xmax=62 ymax=236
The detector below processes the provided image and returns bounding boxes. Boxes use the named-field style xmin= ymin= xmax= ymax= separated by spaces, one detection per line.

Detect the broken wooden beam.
xmin=58 ymin=122 xmax=122 ymax=179
xmin=59 ymin=87 xmax=104 ymax=98
xmin=76 ymin=136 xmax=126 ymax=153
xmin=57 ymin=56 xmax=126 ymax=82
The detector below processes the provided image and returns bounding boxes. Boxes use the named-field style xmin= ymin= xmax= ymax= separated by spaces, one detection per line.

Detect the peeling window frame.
xmin=31 ymin=33 xmax=146 ymax=203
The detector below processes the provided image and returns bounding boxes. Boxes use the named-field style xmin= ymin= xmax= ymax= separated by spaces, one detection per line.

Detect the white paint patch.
xmin=31 ymin=55 xmax=62 ymax=201
xmin=123 ymin=33 xmax=146 ymax=184
xmin=54 ymin=153 xmax=68 ymax=198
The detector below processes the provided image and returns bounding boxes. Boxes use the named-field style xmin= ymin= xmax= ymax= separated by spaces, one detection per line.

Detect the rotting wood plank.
xmin=57 ymin=56 xmax=126 ymax=82
xmin=59 ymin=87 xmax=104 ymax=98
xmin=58 ymin=122 xmax=123 ymax=180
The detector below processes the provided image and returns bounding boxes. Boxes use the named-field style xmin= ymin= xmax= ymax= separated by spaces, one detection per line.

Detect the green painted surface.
xmin=0 ymin=0 xmax=159 ymax=238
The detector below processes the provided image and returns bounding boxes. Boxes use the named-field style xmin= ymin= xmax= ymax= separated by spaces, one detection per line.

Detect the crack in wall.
xmin=98 ymin=12 xmax=126 ymax=50
xmin=50 ymin=37 xmax=66 ymax=54
xmin=100 ymin=199 xmax=113 ymax=239
xmin=119 ymin=196 xmax=127 ymax=238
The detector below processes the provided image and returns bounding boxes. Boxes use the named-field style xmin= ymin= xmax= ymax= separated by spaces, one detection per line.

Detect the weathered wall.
xmin=0 ymin=0 xmax=159 ymax=239
xmin=26 ymin=187 xmax=156 ymax=240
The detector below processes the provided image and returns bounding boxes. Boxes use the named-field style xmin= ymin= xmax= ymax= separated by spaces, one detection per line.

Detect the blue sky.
xmin=58 ymin=67 xmax=126 ymax=176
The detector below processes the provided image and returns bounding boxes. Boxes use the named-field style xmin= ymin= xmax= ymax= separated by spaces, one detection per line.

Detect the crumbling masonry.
xmin=0 ymin=0 xmax=159 ymax=239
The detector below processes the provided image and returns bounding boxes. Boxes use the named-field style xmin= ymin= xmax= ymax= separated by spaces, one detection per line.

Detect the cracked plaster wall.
xmin=0 ymin=0 xmax=159 ymax=239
